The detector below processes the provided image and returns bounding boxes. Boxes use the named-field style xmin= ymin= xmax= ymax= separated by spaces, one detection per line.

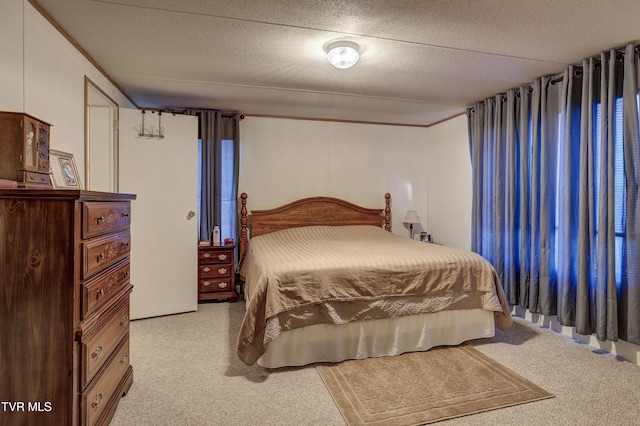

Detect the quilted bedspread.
xmin=237 ymin=225 xmax=511 ymax=366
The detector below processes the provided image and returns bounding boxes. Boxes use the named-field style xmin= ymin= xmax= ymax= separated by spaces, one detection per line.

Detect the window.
xmin=593 ymin=97 xmax=626 ymax=287
xmin=197 ymin=139 xmax=237 ymax=242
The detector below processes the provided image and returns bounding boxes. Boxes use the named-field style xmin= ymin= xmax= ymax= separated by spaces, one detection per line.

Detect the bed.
xmin=236 ymin=193 xmax=511 ymax=368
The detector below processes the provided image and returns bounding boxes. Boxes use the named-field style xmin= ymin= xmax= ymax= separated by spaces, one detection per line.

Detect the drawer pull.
xmin=92 ymin=392 xmax=104 ymax=409
xmin=203 ymin=281 xmax=211 ymax=286
xmin=203 ymin=252 xmax=211 ymax=258
xmin=217 ymin=254 xmax=228 ymax=261
xmin=92 ymin=345 xmax=104 ymax=359
xmin=97 ymin=215 xmax=105 ymax=224
xmin=121 ymin=212 xmax=130 ymax=219
xmin=218 ymin=282 xmax=228 ymax=289
xmin=97 ymin=253 xmax=105 ymax=262
xmin=120 ymin=353 xmax=129 ymax=365
xmin=96 ymin=289 xmax=105 ymax=298
xmin=122 ymin=242 xmax=129 ymax=249
xmin=218 ymin=267 xmax=228 ymax=274
xmin=203 ymin=266 xmax=211 ymax=272
xmin=120 ymin=315 xmax=129 ymax=327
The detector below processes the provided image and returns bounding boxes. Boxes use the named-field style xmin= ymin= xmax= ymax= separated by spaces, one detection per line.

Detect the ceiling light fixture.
xmin=326 ymin=41 xmax=360 ymax=69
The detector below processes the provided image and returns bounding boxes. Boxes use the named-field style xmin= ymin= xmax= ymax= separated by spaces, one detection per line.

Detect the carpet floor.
xmin=110 ymin=302 xmax=640 ymax=425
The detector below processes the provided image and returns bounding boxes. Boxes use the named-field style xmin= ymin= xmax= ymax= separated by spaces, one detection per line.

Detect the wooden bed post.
xmin=239 ymin=193 xmax=248 ymax=259
xmin=384 ymin=193 xmax=391 ymax=231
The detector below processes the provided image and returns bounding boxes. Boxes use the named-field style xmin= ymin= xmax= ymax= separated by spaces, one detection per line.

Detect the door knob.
xmin=187 ymin=210 xmax=196 ymax=219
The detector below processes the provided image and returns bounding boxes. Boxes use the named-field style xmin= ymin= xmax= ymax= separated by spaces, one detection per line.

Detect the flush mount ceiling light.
xmin=326 ymin=41 xmax=360 ymax=69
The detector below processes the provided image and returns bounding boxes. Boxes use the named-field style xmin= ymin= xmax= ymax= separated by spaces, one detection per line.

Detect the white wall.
xmin=1 ymin=0 xmax=135 ymax=178
xmin=425 ymin=114 xmax=472 ymax=250
xmin=0 ymin=0 xmax=24 ymax=112
xmin=239 ymin=116 xmax=428 ymax=237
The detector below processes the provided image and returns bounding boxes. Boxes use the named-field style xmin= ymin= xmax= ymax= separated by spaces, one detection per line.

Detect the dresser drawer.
xmin=82 ymin=301 xmax=130 ymax=387
xmin=198 ymin=248 xmax=233 ymax=264
xmin=199 ymin=263 xmax=231 ymax=279
xmin=83 ymin=201 xmax=132 ymax=238
xmin=82 ymin=231 xmax=131 ymax=279
xmin=82 ymin=259 xmax=131 ymax=318
xmin=199 ymin=277 xmax=233 ymax=293
xmin=82 ymin=336 xmax=130 ymax=426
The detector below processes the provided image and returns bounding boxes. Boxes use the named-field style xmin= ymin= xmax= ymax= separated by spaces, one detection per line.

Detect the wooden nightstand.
xmin=198 ymin=244 xmax=237 ymax=302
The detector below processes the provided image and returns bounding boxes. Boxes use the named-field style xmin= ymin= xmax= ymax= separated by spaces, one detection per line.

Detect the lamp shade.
xmin=402 ymin=210 xmax=421 ymax=224
xmin=327 ymin=41 xmax=360 ymax=69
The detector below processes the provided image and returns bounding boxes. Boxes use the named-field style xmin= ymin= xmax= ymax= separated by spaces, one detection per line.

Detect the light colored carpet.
xmin=110 ymin=302 xmax=640 ymax=425
xmin=316 ymin=345 xmax=553 ymax=426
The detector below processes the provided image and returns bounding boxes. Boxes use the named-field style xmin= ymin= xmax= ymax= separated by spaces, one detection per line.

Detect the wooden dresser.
xmin=0 ymin=189 xmax=136 ymax=426
xmin=198 ymin=244 xmax=237 ymax=302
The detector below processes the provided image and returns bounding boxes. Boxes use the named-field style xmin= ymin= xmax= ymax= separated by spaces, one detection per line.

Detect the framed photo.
xmin=49 ymin=150 xmax=83 ymax=189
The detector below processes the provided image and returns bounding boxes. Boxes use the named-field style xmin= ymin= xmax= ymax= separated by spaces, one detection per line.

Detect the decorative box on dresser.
xmin=0 ymin=189 xmax=136 ymax=426
xmin=198 ymin=244 xmax=237 ymax=302
xmin=0 ymin=112 xmax=52 ymax=188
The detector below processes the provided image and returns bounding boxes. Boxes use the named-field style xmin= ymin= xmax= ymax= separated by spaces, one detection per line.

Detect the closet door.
xmin=118 ymin=109 xmax=199 ymax=319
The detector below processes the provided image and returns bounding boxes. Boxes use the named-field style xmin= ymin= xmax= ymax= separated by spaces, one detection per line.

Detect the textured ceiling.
xmin=34 ymin=0 xmax=640 ymax=126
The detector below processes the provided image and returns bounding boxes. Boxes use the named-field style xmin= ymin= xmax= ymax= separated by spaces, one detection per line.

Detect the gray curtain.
xmin=468 ymin=42 xmax=640 ymax=345
xmin=196 ymin=110 xmax=240 ymax=243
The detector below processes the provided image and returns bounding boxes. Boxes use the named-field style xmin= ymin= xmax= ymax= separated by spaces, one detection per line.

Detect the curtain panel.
xmin=189 ymin=110 xmax=240 ymax=243
xmin=467 ymin=43 xmax=640 ymax=345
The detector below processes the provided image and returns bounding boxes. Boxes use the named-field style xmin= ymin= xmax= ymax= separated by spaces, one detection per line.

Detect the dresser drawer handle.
xmin=218 ymin=282 xmax=228 ymax=289
xmin=97 ymin=253 xmax=105 ymax=262
xmin=120 ymin=353 xmax=129 ymax=365
xmin=122 ymin=242 xmax=129 ymax=249
xmin=203 ymin=266 xmax=211 ymax=272
xmin=217 ymin=254 xmax=228 ymax=261
xmin=92 ymin=392 xmax=104 ymax=409
xmin=29 ymin=175 xmax=36 ymax=181
xmin=203 ymin=252 xmax=211 ymax=258
xmin=121 ymin=212 xmax=130 ymax=219
xmin=203 ymin=281 xmax=211 ymax=286
xmin=218 ymin=267 xmax=227 ymax=274
xmin=96 ymin=289 xmax=105 ymax=298
xmin=92 ymin=345 xmax=104 ymax=359
xmin=97 ymin=215 xmax=105 ymax=224
xmin=120 ymin=315 xmax=129 ymax=327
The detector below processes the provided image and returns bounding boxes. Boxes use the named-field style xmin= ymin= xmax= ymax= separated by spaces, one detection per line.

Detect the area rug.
xmin=315 ymin=345 xmax=553 ymax=425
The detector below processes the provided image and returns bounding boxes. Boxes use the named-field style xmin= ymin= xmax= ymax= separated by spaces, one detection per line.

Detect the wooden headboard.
xmin=239 ymin=193 xmax=391 ymax=259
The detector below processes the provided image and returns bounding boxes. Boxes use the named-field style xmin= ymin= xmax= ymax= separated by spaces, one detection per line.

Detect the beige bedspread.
xmin=237 ymin=225 xmax=511 ymax=366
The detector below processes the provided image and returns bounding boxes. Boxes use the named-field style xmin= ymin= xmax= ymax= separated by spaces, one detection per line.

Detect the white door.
xmin=118 ymin=108 xmax=199 ymax=319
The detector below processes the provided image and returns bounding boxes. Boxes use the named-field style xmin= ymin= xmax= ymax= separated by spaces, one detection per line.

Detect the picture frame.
xmin=49 ymin=149 xmax=83 ymax=189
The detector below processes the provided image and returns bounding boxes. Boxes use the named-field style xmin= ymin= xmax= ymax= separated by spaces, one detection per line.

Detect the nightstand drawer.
xmin=199 ymin=278 xmax=233 ymax=293
xmin=199 ymin=263 xmax=231 ymax=279
xmin=199 ymin=249 xmax=233 ymax=263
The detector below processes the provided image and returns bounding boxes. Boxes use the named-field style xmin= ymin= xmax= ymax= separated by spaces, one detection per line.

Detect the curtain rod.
xmin=140 ymin=107 xmax=244 ymax=119
xmin=471 ymin=42 xmax=640 ymax=103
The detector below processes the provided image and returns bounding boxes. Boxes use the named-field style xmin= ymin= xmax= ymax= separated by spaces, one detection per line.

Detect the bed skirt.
xmin=256 ymin=308 xmax=495 ymax=368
